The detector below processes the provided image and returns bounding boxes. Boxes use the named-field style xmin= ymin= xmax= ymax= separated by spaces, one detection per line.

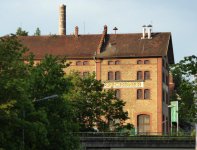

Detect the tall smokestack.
xmin=59 ymin=4 xmax=66 ymax=35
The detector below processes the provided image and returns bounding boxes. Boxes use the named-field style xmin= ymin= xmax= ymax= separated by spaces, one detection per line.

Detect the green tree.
xmin=65 ymin=71 xmax=134 ymax=132
xmin=0 ymin=35 xmax=81 ymax=150
xmin=169 ymin=55 xmax=197 ymax=123
xmin=49 ymin=32 xmax=56 ymax=36
xmin=0 ymin=35 xmax=49 ymax=150
xmin=16 ymin=27 xmax=28 ymax=36
xmin=27 ymin=54 xmax=80 ymax=150
xmin=34 ymin=28 xmax=41 ymax=36
xmin=170 ymin=69 xmax=194 ymax=131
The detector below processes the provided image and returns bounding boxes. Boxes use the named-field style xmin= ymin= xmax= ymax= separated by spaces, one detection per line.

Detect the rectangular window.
xmin=162 ymin=73 xmax=165 ymax=83
xmin=166 ymin=76 xmax=168 ymax=85
xmin=115 ymin=72 xmax=120 ymax=80
xmin=137 ymin=71 xmax=143 ymax=80
xmin=108 ymin=72 xmax=113 ymax=80
xmin=137 ymin=89 xmax=143 ymax=99
xmin=163 ymin=91 xmax=165 ymax=102
xmin=83 ymin=72 xmax=87 ymax=79
xmin=166 ymin=93 xmax=168 ymax=104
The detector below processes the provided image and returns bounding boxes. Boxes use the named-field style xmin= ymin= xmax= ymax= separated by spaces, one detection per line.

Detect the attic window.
xmin=83 ymin=61 xmax=89 ymax=65
xmin=144 ymin=60 xmax=150 ymax=64
xmin=108 ymin=61 xmax=114 ymax=65
xmin=115 ymin=61 xmax=121 ymax=65
xmin=137 ymin=60 xmax=143 ymax=64
xmin=76 ymin=61 xmax=82 ymax=65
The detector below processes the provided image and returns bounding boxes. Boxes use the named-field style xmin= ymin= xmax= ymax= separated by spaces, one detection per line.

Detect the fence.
xmin=72 ymin=132 xmax=195 ymax=143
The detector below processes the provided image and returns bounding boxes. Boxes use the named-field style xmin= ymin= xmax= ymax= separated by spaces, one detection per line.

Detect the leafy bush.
xmin=191 ymin=129 xmax=196 ymax=137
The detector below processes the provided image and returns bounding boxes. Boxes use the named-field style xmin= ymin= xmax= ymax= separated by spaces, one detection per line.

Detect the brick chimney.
xmin=59 ymin=4 xmax=66 ymax=35
xmin=104 ymin=25 xmax=107 ymax=34
xmin=75 ymin=26 xmax=78 ymax=37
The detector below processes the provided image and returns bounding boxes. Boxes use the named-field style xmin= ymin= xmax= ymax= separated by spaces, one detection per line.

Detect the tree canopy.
xmin=16 ymin=27 xmax=28 ymax=36
xmin=65 ymin=71 xmax=134 ymax=132
xmin=34 ymin=28 xmax=41 ymax=36
xmin=169 ymin=55 xmax=197 ymax=123
xmin=0 ymin=35 xmax=81 ymax=150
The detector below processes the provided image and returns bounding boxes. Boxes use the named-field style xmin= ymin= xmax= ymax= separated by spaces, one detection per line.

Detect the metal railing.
xmin=72 ymin=132 xmax=195 ymax=143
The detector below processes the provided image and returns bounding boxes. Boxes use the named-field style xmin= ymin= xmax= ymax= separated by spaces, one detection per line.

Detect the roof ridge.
xmin=97 ymin=25 xmax=107 ymax=54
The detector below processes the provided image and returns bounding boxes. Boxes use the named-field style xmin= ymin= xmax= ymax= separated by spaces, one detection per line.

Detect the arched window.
xmin=144 ymin=71 xmax=150 ymax=80
xmin=115 ymin=71 xmax=120 ymax=80
xmin=137 ymin=89 xmax=143 ymax=99
xmin=83 ymin=61 xmax=89 ymax=65
xmin=108 ymin=72 xmax=113 ymax=80
xmin=115 ymin=61 xmax=121 ymax=65
xmin=115 ymin=89 xmax=120 ymax=99
xmin=76 ymin=61 xmax=82 ymax=65
xmin=137 ymin=71 xmax=143 ymax=80
xmin=83 ymin=72 xmax=88 ymax=79
xmin=108 ymin=61 xmax=114 ymax=65
xmin=78 ymin=72 xmax=82 ymax=77
xmin=144 ymin=60 xmax=150 ymax=64
xmin=144 ymin=89 xmax=150 ymax=99
xmin=137 ymin=60 xmax=143 ymax=64
xmin=137 ymin=115 xmax=150 ymax=134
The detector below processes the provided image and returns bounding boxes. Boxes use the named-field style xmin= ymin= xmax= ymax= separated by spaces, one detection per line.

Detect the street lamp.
xmin=23 ymin=94 xmax=58 ymax=148
xmin=168 ymin=105 xmax=175 ymax=135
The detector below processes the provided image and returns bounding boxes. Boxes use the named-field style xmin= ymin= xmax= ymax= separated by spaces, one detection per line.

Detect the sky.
xmin=1 ymin=0 xmax=197 ymax=65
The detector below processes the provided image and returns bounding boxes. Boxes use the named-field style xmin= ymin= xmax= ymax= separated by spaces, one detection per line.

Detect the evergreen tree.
xmin=34 ymin=28 xmax=41 ymax=36
xmin=16 ymin=27 xmax=28 ymax=36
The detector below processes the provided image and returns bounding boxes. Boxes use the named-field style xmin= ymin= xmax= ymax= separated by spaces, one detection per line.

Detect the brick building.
xmin=19 ymin=4 xmax=175 ymax=135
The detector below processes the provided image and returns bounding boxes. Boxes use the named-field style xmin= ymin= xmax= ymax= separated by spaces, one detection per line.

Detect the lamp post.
xmin=168 ymin=105 xmax=175 ymax=135
xmin=23 ymin=94 xmax=58 ymax=149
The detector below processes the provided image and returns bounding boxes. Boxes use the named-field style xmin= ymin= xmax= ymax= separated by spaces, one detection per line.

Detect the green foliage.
xmin=169 ymin=55 xmax=197 ymax=124
xmin=65 ymin=71 xmax=134 ymax=132
xmin=16 ymin=27 xmax=28 ymax=36
xmin=0 ymin=35 xmax=81 ymax=150
xmin=26 ymin=54 xmax=80 ymax=150
xmin=49 ymin=32 xmax=56 ymax=36
xmin=0 ymin=35 xmax=48 ymax=150
xmin=34 ymin=27 xmax=41 ymax=36
xmin=191 ymin=129 xmax=196 ymax=137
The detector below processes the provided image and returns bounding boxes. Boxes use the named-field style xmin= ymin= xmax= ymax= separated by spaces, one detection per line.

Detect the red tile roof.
xmin=18 ymin=32 xmax=174 ymax=64
xmin=18 ymin=35 xmax=102 ymax=59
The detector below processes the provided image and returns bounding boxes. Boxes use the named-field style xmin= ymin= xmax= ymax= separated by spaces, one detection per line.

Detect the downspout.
xmin=93 ymin=55 xmax=96 ymax=79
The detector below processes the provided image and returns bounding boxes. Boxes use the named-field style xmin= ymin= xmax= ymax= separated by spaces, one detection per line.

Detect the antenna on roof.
xmin=84 ymin=21 xmax=85 ymax=35
xmin=151 ymin=21 xmax=153 ymax=32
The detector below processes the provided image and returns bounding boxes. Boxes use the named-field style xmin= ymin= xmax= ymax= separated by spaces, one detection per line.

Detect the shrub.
xmin=191 ymin=129 xmax=196 ymax=137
